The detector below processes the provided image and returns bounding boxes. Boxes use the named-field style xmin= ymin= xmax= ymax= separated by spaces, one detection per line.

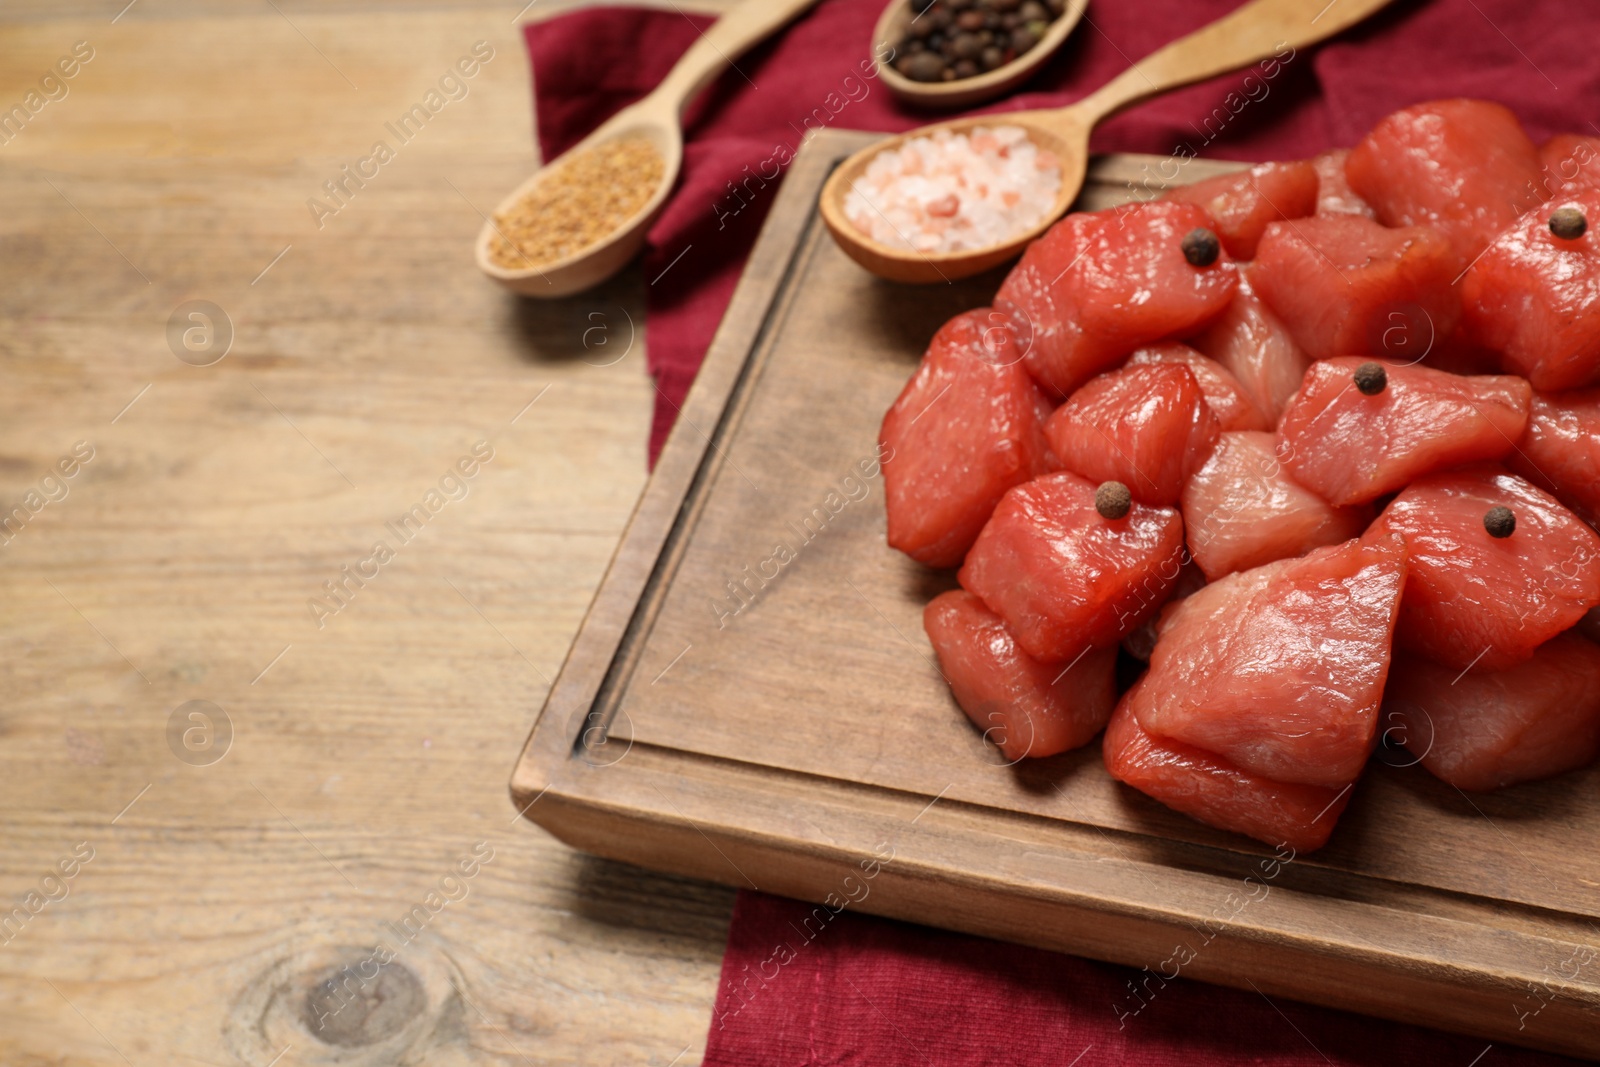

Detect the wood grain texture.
xmin=513 ymin=128 xmax=1600 ymax=1059
xmin=0 ymin=2 xmax=748 ymax=1065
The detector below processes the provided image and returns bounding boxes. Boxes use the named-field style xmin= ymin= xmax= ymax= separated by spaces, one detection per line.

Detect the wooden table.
xmin=0 ymin=2 xmax=740 ymax=1063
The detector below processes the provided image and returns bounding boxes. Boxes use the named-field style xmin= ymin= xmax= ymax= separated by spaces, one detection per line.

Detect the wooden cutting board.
xmin=511 ymin=128 xmax=1600 ymax=1058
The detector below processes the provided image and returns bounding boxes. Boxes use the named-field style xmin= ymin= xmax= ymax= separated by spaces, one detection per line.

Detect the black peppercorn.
xmin=1353 ymin=361 xmax=1387 ymax=395
xmin=1550 ymin=206 xmax=1587 ymax=240
xmin=1484 ymin=505 xmax=1516 ymax=538
xmin=1095 ymin=481 xmax=1133 ymax=520
xmin=893 ymin=0 xmax=1064 ymax=84
xmin=1181 ymin=228 xmax=1221 ymax=267
xmin=903 ymin=51 xmax=947 ymax=81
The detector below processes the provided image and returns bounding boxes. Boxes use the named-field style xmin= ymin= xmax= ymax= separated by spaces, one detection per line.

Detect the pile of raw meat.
xmin=882 ymin=99 xmax=1600 ymax=853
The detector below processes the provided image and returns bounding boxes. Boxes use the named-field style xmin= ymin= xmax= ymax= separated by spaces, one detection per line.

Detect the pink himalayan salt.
xmin=843 ymin=126 xmax=1062 ymax=254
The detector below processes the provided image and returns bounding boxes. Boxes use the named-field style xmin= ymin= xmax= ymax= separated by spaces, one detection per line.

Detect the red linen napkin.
xmin=709 ymin=890 xmax=1581 ymax=1066
xmin=524 ymin=1 xmax=1596 ymax=1062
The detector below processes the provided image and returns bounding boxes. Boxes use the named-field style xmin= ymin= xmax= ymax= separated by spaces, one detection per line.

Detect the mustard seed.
xmin=488 ymin=136 xmax=664 ymax=271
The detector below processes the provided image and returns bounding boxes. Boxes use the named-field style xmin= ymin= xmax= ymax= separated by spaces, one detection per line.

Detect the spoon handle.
xmin=649 ymin=0 xmax=824 ymax=122
xmin=1074 ymin=0 xmax=1395 ymax=125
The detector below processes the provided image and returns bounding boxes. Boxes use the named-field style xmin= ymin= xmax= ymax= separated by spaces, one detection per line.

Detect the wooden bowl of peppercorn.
xmin=875 ymin=0 xmax=1086 ymax=110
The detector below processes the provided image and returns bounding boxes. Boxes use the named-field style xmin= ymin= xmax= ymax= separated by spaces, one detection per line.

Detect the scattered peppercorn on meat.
xmin=881 ymin=99 xmax=1600 ymax=852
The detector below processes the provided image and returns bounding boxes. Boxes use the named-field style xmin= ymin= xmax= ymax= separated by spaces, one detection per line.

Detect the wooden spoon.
xmin=478 ymin=0 xmax=821 ymax=299
xmin=821 ymin=0 xmax=1396 ymax=284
